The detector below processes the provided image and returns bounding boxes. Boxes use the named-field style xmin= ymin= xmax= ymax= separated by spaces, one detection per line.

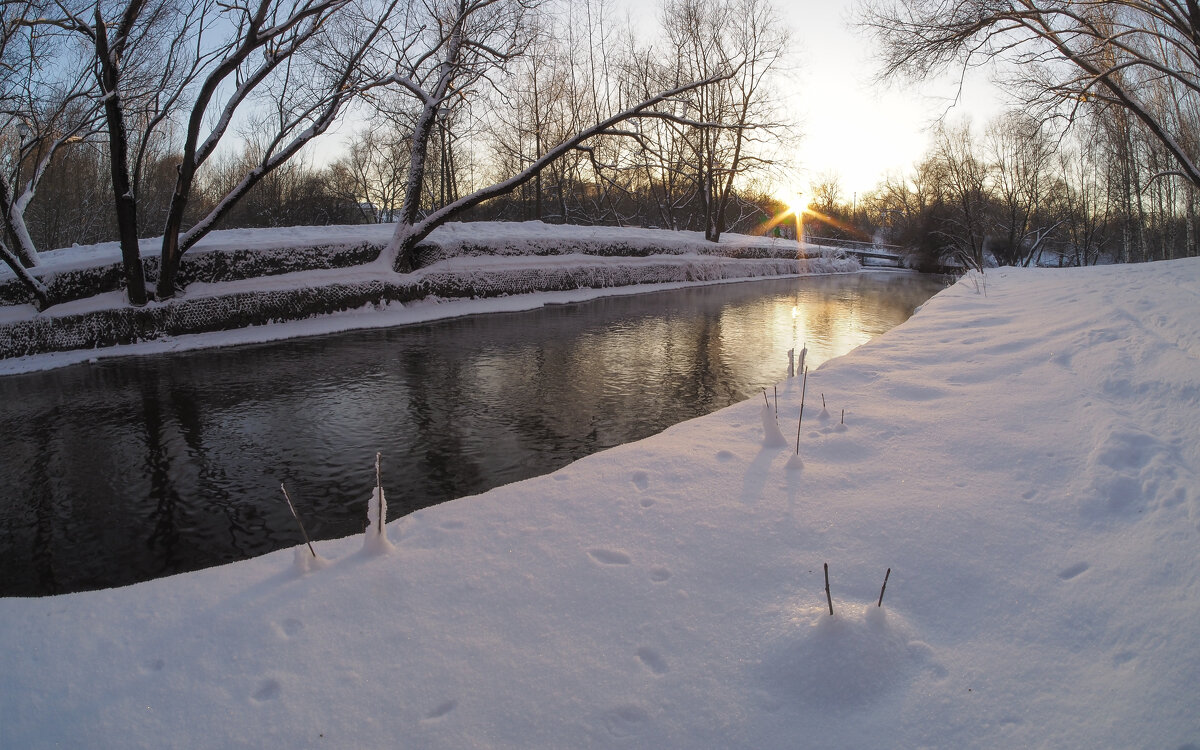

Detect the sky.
xmin=777 ymin=1 xmax=1004 ymax=200
xmin=618 ymin=0 xmax=1007 ymax=204
xmin=320 ymin=0 xmax=1009 ymax=209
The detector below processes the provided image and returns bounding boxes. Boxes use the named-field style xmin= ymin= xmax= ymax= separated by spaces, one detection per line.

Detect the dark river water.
xmin=0 ymin=272 xmax=947 ymax=596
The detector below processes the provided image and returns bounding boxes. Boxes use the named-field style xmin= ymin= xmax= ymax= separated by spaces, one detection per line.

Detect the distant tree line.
xmin=805 ymin=107 xmax=1197 ymax=271
xmin=851 ymin=0 xmax=1200 ymax=270
xmin=0 ymin=0 xmax=792 ymax=308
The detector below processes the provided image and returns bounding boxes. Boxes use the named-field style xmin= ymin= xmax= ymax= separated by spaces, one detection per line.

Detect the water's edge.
xmin=0 ymin=272 xmax=945 ymax=596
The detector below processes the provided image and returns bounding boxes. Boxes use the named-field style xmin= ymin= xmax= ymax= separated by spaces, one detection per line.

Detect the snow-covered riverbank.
xmin=2 ymin=259 xmax=1198 ymax=748
xmin=0 ymin=222 xmax=858 ymax=367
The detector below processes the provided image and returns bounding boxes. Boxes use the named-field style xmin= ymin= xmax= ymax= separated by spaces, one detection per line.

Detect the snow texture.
xmin=2 ymin=259 xmax=1198 ymax=749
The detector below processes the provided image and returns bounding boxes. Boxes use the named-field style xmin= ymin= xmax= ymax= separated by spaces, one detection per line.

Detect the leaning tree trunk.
xmin=0 ymin=240 xmax=49 ymax=308
xmin=0 ymin=178 xmax=39 ymax=268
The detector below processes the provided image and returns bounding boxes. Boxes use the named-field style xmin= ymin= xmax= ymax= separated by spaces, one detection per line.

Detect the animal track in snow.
xmin=282 ymin=618 xmax=304 ymax=637
xmin=140 ymin=658 xmax=165 ymax=674
xmin=252 ymin=679 xmax=282 ymax=702
xmin=1058 ymin=562 xmax=1089 ymax=580
xmin=648 ymin=567 xmax=672 ymax=582
xmin=600 ymin=705 xmax=650 ymax=738
xmin=588 ymin=548 xmax=632 ymax=565
xmin=886 ymin=382 xmax=948 ymax=402
xmin=423 ymin=700 xmax=458 ymax=720
xmin=636 ymin=647 xmax=669 ymax=674
xmin=632 ymin=471 xmax=650 ymax=490
xmin=716 ymin=450 xmax=735 ymax=462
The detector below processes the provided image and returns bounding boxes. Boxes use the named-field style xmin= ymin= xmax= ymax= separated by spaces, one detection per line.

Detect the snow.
xmin=6 ymin=221 xmax=816 ymax=278
xmin=760 ymin=401 xmax=788 ymax=448
xmin=362 ymin=486 xmax=396 ymax=556
xmin=2 ymin=259 xmax=1200 ymax=748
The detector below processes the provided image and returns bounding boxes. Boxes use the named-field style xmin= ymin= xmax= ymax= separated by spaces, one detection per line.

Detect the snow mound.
xmin=760 ymin=603 xmax=929 ymax=709
xmin=291 ymin=547 xmax=330 ymax=574
xmin=761 ymin=402 xmax=788 ymax=447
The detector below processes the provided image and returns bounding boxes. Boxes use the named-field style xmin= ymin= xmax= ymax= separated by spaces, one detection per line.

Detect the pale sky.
xmin=618 ymin=0 xmax=1007 ymax=203
xmin=777 ymin=0 xmax=1003 ymax=200
xmin=321 ymin=0 xmax=1008 ymax=205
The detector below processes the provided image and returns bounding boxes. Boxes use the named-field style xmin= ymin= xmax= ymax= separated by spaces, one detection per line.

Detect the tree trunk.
xmin=1 ymin=240 xmax=49 ymax=308
xmin=95 ymin=14 xmax=148 ymax=306
xmin=0 ymin=177 xmax=39 ymax=268
xmin=1187 ymin=183 xmax=1196 ymax=257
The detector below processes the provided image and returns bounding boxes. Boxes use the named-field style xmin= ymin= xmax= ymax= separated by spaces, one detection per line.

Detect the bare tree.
xmin=699 ymin=0 xmax=788 ymax=241
xmin=36 ymin=0 xmax=198 ymax=303
xmin=372 ymin=0 xmax=736 ymax=272
xmin=32 ymin=0 xmax=395 ymax=302
xmin=329 ymin=125 xmax=411 ymax=222
xmin=1055 ymin=125 xmax=1111 ymax=266
xmin=0 ymin=21 xmax=100 ymax=267
xmin=621 ymin=0 xmax=788 ymax=240
xmin=931 ymin=119 xmax=991 ymax=269
xmin=0 ymin=0 xmax=105 ymax=304
xmin=153 ymin=0 xmax=396 ymax=298
xmin=984 ymin=111 xmax=1059 ymax=265
xmin=859 ymin=0 xmax=1200 ymax=189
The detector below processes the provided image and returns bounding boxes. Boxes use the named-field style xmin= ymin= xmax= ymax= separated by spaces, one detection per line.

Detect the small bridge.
xmin=806 ymin=235 xmax=904 ymax=267
xmin=806 ymin=236 xmax=963 ymax=275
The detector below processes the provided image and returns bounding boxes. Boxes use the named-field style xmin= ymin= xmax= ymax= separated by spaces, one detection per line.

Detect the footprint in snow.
xmin=140 ymin=658 xmax=165 ymax=674
xmin=588 ymin=548 xmax=632 ymax=565
xmin=632 ymin=471 xmax=650 ymax=491
xmin=649 ymin=567 xmax=672 ymax=582
xmin=422 ymin=700 xmax=458 ymax=721
xmin=600 ymin=705 xmax=651 ymax=738
xmin=636 ymin=647 xmax=669 ymax=675
xmin=1058 ymin=562 xmax=1089 ymax=580
xmin=252 ymin=679 xmax=282 ymax=702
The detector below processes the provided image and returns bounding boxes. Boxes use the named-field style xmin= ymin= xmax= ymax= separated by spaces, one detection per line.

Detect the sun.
xmin=753 ymin=185 xmax=808 ymax=239
xmin=775 ymin=185 xmax=807 ymax=219
xmin=786 ymin=194 xmax=808 ymax=219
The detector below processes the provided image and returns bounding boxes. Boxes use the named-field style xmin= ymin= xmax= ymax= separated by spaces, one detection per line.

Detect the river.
xmin=0 ymin=271 xmax=947 ymax=595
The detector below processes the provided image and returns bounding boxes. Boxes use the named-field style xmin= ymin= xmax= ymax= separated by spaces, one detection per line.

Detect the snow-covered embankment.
xmin=0 ymin=222 xmax=855 ymax=361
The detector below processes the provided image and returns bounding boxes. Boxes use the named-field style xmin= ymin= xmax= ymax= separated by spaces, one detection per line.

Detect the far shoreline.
xmin=1 ymin=222 xmax=879 ymax=372
xmin=0 ymin=264 xmax=913 ymax=378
